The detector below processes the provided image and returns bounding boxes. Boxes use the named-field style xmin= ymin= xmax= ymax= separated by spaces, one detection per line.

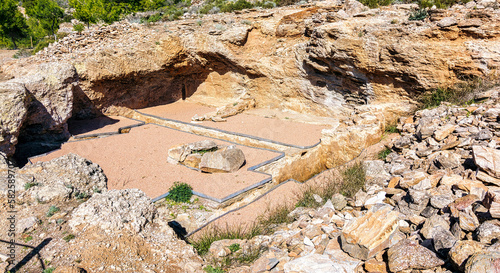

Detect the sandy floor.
xmin=69 ymin=116 xmax=143 ymax=137
xmin=138 ymin=101 xmax=328 ymax=147
xmin=31 ymin=124 xmax=280 ymax=201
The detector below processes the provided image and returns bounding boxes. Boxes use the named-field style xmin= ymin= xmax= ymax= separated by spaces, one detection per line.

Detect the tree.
xmin=25 ymin=0 xmax=64 ymax=39
xmin=69 ymin=0 xmax=99 ymax=28
xmin=0 ymin=0 xmax=29 ymax=49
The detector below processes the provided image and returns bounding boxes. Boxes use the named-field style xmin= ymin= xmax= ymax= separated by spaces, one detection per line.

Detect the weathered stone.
xmin=69 ymin=189 xmax=156 ymax=233
xmin=0 ymin=81 xmax=29 ymax=156
xmin=465 ymin=251 xmax=500 ymax=273
xmin=475 ymin=129 xmax=493 ymax=141
xmin=449 ymin=240 xmax=484 ymax=271
xmin=435 ymin=151 xmax=462 ymax=169
xmin=421 ymin=214 xmax=450 ymax=240
xmin=331 ymin=193 xmax=347 ymax=211
xmin=400 ymin=171 xmax=428 ymax=189
xmin=433 ymin=225 xmax=457 ymax=254
xmin=168 ymin=144 xmax=192 ymax=163
xmin=22 ymin=153 xmax=107 ymax=202
xmin=17 ymin=216 xmax=39 ymax=234
xmin=283 ymin=253 xmax=360 ymax=273
xmin=393 ymin=136 xmax=412 ymax=150
xmin=340 ymin=205 xmax=399 ymax=260
xmin=200 ymin=145 xmax=245 ymax=173
xmin=473 ymin=146 xmax=500 ymax=179
xmin=364 ymin=258 xmax=387 ymax=273
xmin=477 ymin=220 xmax=500 ymax=244
xmin=459 ymin=207 xmax=480 ymax=232
xmin=183 ymin=153 xmax=202 ymax=168
xmin=434 ymin=124 xmax=456 ymax=141
xmin=437 ymin=17 xmax=457 ymax=28
xmin=477 ymin=171 xmax=500 ymax=186
xmin=209 ymin=239 xmax=245 ymax=257
xmin=219 ymin=25 xmax=252 ymax=45
xmin=363 ymin=160 xmax=391 ymax=183
xmin=387 ymin=239 xmax=444 ymax=272
xmin=187 ymin=140 xmax=218 ymax=152
xmin=483 ymin=188 xmax=500 ymax=218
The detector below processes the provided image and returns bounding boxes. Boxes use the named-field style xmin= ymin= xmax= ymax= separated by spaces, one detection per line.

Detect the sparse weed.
xmin=24 ymin=182 xmax=39 ymax=190
xmin=63 ymin=234 xmax=75 ymax=242
xmin=340 ymin=162 xmax=366 ymax=198
xmin=378 ymin=147 xmax=392 ymax=160
xmin=46 ymin=206 xmax=60 ymax=217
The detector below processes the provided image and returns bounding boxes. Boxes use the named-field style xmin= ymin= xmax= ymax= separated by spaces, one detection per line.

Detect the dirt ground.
xmin=138 ymin=101 xmax=329 ymax=148
xmin=31 ymin=124 xmax=281 ymax=201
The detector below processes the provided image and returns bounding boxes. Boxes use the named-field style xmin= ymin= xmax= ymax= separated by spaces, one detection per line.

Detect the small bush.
xmin=229 ymin=243 xmax=240 ymax=252
xmin=409 ymin=9 xmax=428 ymax=21
xmin=378 ymin=147 xmax=392 ymax=160
xmin=13 ymin=49 xmax=32 ymax=59
xmin=204 ymin=265 xmax=225 ymax=273
xmin=166 ymin=182 xmax=193 ymax=203
xmin=46 ymin=206 xmax=60 ymax=217
xmin=418 ymin=0 xmax=471 ymax=8
xmin=24 ymin=182 xmax=39 ymax=190
xmin=359 ymin=0 xmax=392 ymax=8
xmin=191 ymin=225 xmax=252 ymax=255
xmin=43 ymin=268 xmax=55 ymax=273
xmin=340 ymin=162 xmax=366 ymax=198
xmin=63 ymin=234 xmax=75 ymax=242
xmin=23 ymin=235 xmax=33 ymax=243
xmin=33 ymin=38 xmax=55 ymax=54
xmin=73 ymin=23 xmax=85 ymax=34
xmin=385 ymin=123 xmax=399 ymax=134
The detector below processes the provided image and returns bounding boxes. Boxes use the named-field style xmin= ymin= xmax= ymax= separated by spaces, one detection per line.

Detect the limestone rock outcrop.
xmin=0 ymin=62 xmax=77 ymax=157
xmin=0 ymin=82 xmax=29 ymax=156
xmin=69 ymin=189 xmax=155 ymax=233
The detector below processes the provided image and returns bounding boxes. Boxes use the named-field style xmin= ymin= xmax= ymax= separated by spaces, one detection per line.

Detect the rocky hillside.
xmin=202 ymin=87 xmax=500 ymax=272
xmin=2 ymin=0 xmax=500 ymax=121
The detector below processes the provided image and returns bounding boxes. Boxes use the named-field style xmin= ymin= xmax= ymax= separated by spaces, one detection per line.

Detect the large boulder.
xmin=69 ymin=189 xmax=155 ymax=233
xmin=387 ymin=239 xmax=444 ymax=272
xmin=0 ymin=62 xmax=77 ymax=156
xmin=465 ymin=251 xmax=500 ymax=273
xmin=199 ymin=145 xmax=246 ymax=173
xmin=0 ymin=82 xmax=30 ymax=156
xmin=21 ymin=153 xmax=107 ymax=202
xmin=473 ymin=146 xmax=500 ymax=179
xmin=340 ymin=204 xmax=399 ymax=260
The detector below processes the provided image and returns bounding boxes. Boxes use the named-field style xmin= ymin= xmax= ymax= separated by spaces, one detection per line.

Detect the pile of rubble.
xmin=207 ymin=87 xmax=500 ymax=272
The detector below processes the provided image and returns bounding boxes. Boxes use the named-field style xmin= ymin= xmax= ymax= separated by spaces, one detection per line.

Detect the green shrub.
xmin=359 ymin=0 xmax=392 ymax=8
xmin=409 ymin=9 xmax=428 ymax=21
xmin=340 ymin=162 xmax=365 ymax=198
xmin=63 ymin=234 xmax=75 ymax=242
xmin=229 ymin=243 xmax=240 ymax=253
xmin=33 ymin=38 xmax=55 ymax=54
xmin=43 ymin=268 xmax=55 ymax=273
xmin=378 ymin=147 xmax=392 ymax=160
xmin=24 ymin=182 xmax=39 ymax=190
xmin=73 ymin=23 xmax=85 ymax=34
xmin=166 ymin=182 xmax=193 ymax=203
xmin=418 ymin=0 xmax=471 ymax=8
xmin=46 ymin=206 xmax=60 ymax=217
xmin=204 ymin=265 xmax=225 ymax=273
xmin=385 ymin=123 xmax=399 ymax=134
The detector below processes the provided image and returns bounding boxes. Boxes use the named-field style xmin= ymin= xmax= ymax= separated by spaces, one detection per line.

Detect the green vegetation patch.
xmin=46 ymin=205 xmax=60 ymax=217
xmin=340 ymin=162 xmax=366 ymax=198
xmin=166 ymin=182 xmax=193 ymax=203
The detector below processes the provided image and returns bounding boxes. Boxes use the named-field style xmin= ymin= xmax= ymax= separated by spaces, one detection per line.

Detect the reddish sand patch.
xmin=69 ymin=116 xmax=142 ymax=137
xmin=138 ymin=101 xmax=327 ymax=147
xmin=31 ymin=124 xmax=280 ymax=201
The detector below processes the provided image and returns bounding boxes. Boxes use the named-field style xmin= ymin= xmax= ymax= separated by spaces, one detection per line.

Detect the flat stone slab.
xmin=30 ymin=124 xmax=280 ymax=201
xmin=138 ymin=101 xmax=328 ymax=148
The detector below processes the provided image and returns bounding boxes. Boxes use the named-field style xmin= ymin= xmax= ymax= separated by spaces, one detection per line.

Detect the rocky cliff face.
xmin=2 ymin=0 xmax=499 ymax=121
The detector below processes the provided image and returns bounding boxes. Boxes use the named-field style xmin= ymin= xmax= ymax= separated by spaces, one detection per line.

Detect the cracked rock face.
xmin=69 ymin=189 xmax=156 ymax=233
